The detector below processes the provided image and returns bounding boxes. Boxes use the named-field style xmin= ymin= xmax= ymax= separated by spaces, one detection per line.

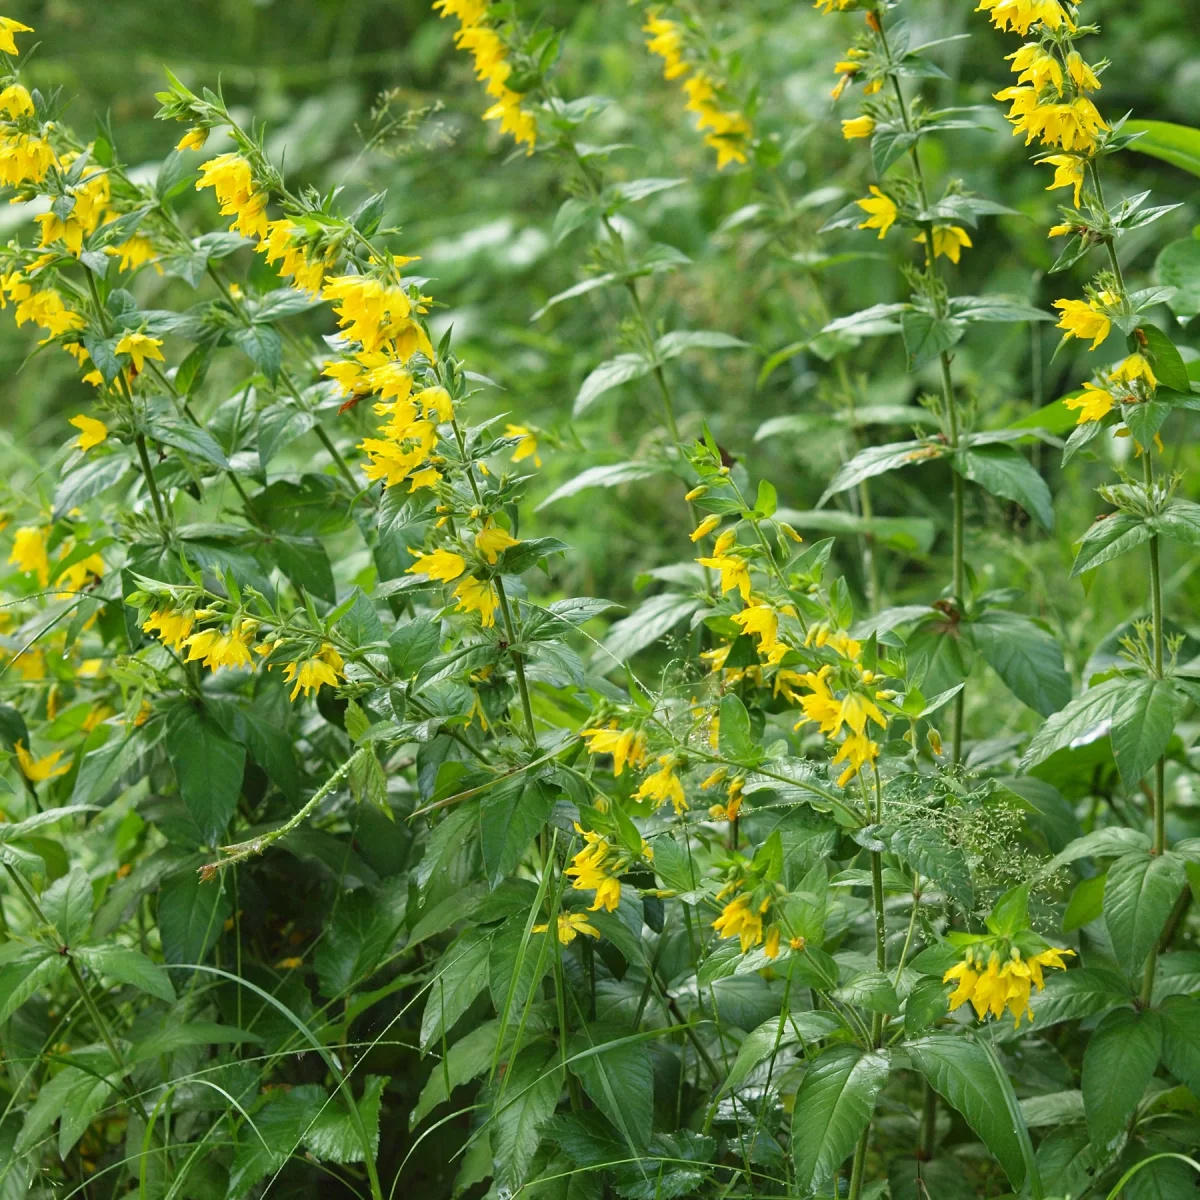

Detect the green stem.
xmin=919 ymin=1080 xmax=938 ymax=1162
xmin=847 ymin=1125 xmax=871 ymax=1200
xmin=494 ymin=576 xmax=538 ymax=749
xmin=135 ymin=434 xmax=169 ymax=531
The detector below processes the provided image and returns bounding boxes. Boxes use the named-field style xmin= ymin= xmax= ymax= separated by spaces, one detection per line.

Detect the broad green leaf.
xmin=313 ymin=883 xmax=406 ymax=998
xmin=1029 ymin=966 xmax=1131 ymax=1027
xmin=257 ymin=402 xmax=316 ymax=469
xmin=420 ymin=927 xmax=490 ymax=1052
xmin=901 ymin=308 xmax=965 ymax=368
xmin=1155 ymin=237 xmax=1200 ymax=324
xmin=1125 ymin=119 xmax=1200 ymax=178
xmin=536 ymin=460 xmax=669 ymax=510
xmin=492 ymin=1047 xmax=563 ymax=1192
xmin=818 ymin=440 xmax=946 ymax=506
xmin=718 ymin=692 xmax=755 ymax=762
xmin=1019 ymin=678 xmax=1128 ymax=772
xmin=1019 ymin=1089 xmax=1085 ymax=1127
xmin=1081 ymin=1006 xmax=1162 ymax=1151
xmin=955 ymin=445 xmax=1053 ymax=530
xmin=907 ymin=1033 xmax=1027 ymax=1188
xmin=1063 ymin=873 xmax=1107 ymax=932
xmin=388 ymin=616 xmax=443 ymax=677
xmin=305 ymin=1074 xmax=387 ymax=1163
xmin=1140 ymin=324 xmax=1192 ymax=392
xmin=1071 ymin=512 xmax=1154 ymax=576
xmin=602 ymin=591 xmax=706 ymax=662
xmin=129 ymin=1022 xmax=263 ymax=1063
xmin=52 ymin=453 xmax=132 ymax=519
xmin=165 ymin=701 xmax=245 ymax=842
xmin=1153 ymin=498 xmax=1200 ymax=550
xmin=1047 ymin=826 xmax=1152 ymax=871
xmin=1105 ymin=850 xmax=1188 ymax=974
xmin=15 ymin=1063 xmax=115 ymax=1159
xmin=574 ymin=353 xmax=653 ymax=416
xmin=0 ymin=949 xmax=65 ymax=1024
xmin=480 ymin=776 xmax=555 ymax=887
xmin=41 ymin=867 xmax=93 ymax=947
xmin=1035 ymin=1127 xmax=1102 ymax=1200
xmin=1160 ymin=996 xmax=1200 ymax=1096
xmin=413 ymin=1018 xmax=504 ymax=1125
xmin=965 ymin=609 xmax=1070 ymax=717
xmin=889 ymin=824 xmax=973 ymax=909
xmin=719 ymin=1012 xmax=838 ymax=1098
xmin=228 ymin=1084 xmax=325 ymax=1195
xmin=231 ymin=323 xmax=282 ymax=382
xmin=569 ymin=1026 xmax=655 ymax=1151
xmin=489 ymin=911 xmax=551 ymax=1022
xmin=832 ymin=970 xmax=900 ymax=1015
xmin=148 ymin=416 xmax=231 ymax=470
xmin=791 ymin=1045 xmax=890 ymax=1190
xmin=73 ymin=944 xmax=176 ymax=1002
xmin=655 ymin=330 xmax=749 ymax=359
xmin=157 ymin=871 xmax=231 ymax=966
xmin=1109 ymin=678 xmax=1187 ymax=786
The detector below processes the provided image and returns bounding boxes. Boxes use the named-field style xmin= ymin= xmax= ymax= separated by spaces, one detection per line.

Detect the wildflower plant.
xmin=0 ymin=3 xmax=1199 ymax=1200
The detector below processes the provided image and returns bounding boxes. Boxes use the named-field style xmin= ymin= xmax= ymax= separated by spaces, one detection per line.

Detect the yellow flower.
xmin=405 ymin=547 xmax=466 ymax=582
xmin=9 ymin=525 xmax=49 ymax=586
xmin=453 ymin=575 xmax=498 ymax=627
xmin=580 ymin=723 xmax=649 ymax=776
xmin=417 ymin=386 xmax=455 ymax=422
xmin=855 ymin=186 xmax=897 ymax=239
xmin=763 ymin=924 xmax=781 ymax=959
xmin=55 ymin=546 xmax=104 ymax=597
xmin=1006 ymin=43 xmax=1063 ymax=94
xmin=944 ymin=944 xmax=1073 ymax=1027
xmin=634 ymin=755 xmax=687 ymax=815
xmin=0 ymin=83 xmax=33 ymax=117
xmin=1053 ymin=297 xmax=1111 ymax=350
xmin=689 ymin=514 xmax=720 ymax=542
xmin=533 ymin=911 xmax=602 ymax=945
xmin=143 ymin=608 xmax=195 ymax=653
xmin=1110 ymin=353 xmax=1157 ymax=390
xmin=712 ymin=892 xmax=765 ymax=953
xmin=695 ymin=532 xmax=751 ymax=601
xmin=69 ymin=414 xmax=108 ymax=453
xmin=915 ymin=224 xmax=973 ymax=264
xmin=474 ymin=518 xmax=519 ymax=565
xmin=176 ymin=127 xmax=209 ymax=152
xmin=1065 ymin=51 xmax=1100 ymax=92
xmin=504 ymin=424 xmax=542 ymax=465
xmin=841 ymin=115 xmax=876 ymax=140
xmin=13 ymin=288 xmax=85 ymax=338
xmin=182 ymin=625 xmax=256 ymax=672
xmin=14 ymin=740 xmax=69 ymax=783
xmin=0 ymin=17 xmax=34 ymax=56
xmin=731 ymin=602 xmax=781 ymax=657
xmin=196 ymin=153 xmax=270 ymax=240
xmin=813 ymin=0 xmax=853 ymax=11
xmin=283 ymin=643 xmax=345 ymax=701
xmin=1042 ymin=153 xmax=1085 ymax=208
xmin=114 ymin=332 xmax=165 ymax=374
xmin=831 ymin=731 xmax=878 ymax=787
xmin=643 ymin=13 xmax=688 ymax=80
xmin=976 ymin=0 xmax=1074 ymax=37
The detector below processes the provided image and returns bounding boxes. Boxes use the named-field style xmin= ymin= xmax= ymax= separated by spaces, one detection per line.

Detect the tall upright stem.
xmin=495 ymin=576 xmax=538 ymax=749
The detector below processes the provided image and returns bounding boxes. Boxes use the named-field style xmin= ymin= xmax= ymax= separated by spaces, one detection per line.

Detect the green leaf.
xmin=1029 ymin=966 xmax=1132 ymax=1027
xmin=1063 ymin=873 xmax=1107 ymax=932
xmin=1105 ymin=850 xmax=1188 ymax=974
xmin=1125 ymin=119 xmax=1200 ymax=178
xmin=419 ymin=927 xmax=490 ymax=1052
xmin=1160 ymin=997 xmax=1200 ymax=1096
xmin=147 ymin=416 xmax=231 ymax=470
xmin=231 ymin=323 xmax=282 ymax=383
xmin=818 ymin=441 xmax=946 ymax=506
xmin=0 ymin=948 xmax=65 ymax=1023
xmin=569 ymin=1027 xmax=655 ymax=1151
xmin=492 ymin=1047 xmax=563 ymax=1192
xmin=305 ymin=1074 xmax=388 ymax=1164
xmin=73 ymin=944 xmax=176 ymax=1002
xmin=1155 ymin=237 xmax=1200 ymax=324
xmin=955 ymin=445 xmax=1053 ymax=530
xmin=720 ymin=1012 xmax=838 ymax=1098
xmin=602 ymin=591 xmax=706 ymax=662
xmin=52 ymin=453 xmax=132 ymax=519
xmin=1109 ymin=679 xmax=1187 ymax=787
xmin=889 ymin=824 xmax=973 ymax=909
xmin=41 ymin=867 xmax=93 ymax=947
xmin=129 ymin=1022 xmax=262 ymax=1063
xmin=1019 ymin=677 xmax=1127 ymax=771
xmin=388 ymin=616 xmax=442 ymax=677
xmin=1140 ymin=324 xmax=1192 ymax=392
xmin=536 ymin=460 xmax=669 ymax=510
xmin=489 ymin=911 xmax=551 ymax=1024
xmin=480 ymin=776 xmax=555 ymax=887
xmin=1081 ymin=1006 xmax=1162 ymax=1151
xmin=15 ymin=1064 xmax=115 ymax=1159
xmin=1071 ymin=512 xmax=1154 ymax=576
xmin=257 ymin=403 xmax=316 ymax=469
xmin=165 ymin=701 xmax=245 ymax=842
xmin=832 ymin=970 xmax=900 ymax=1015
xmin=905 ymin=976 xmax=950 ymax=1036
xmin=1034 ymin=1127 xmax=1102 ymax=1199
xmin=655 ymin=330 xmax=749 ymax=360
xmin=791 ymin=1046 xmax=889 ymax=1191
xmin=574 ymin=353 xmax=653 ymax=416
xmin=908 ymin=1034 xmax=1028 ymax=1188
xmin=413 ymin=1019 xmax=503 ymax=1125
xmin=253 ymin=475 xmax=352 ymax=535
xmin=901 ymin=308 xmax=965 ymax=369
xmin=338 ymin=586 xmax=386 ymax=647
xmin=313 ymin=884 xmax=406 ymax=997
xmin=965 ymin=609 xmax=1070 ymax=717
xmin=775 ymin=507 xmax=936 ymax=554
xmin=1154 ymin=498 xmax=1200 ymax=550
xmin=718 ymin=693 xmax=755 ymax=762
xmin=157 ymin=871 xmax=231 ymax=966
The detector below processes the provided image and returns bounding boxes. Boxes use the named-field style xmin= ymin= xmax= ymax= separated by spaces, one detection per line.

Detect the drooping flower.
xmin=696 ymin=530 xmax=751 ymax=601
xmin=1042 ymin=154 xmax=1085 ymax=207
xmin=944 ymin=944 xmax=1073 ymax=1027
xmin=855 ymin=186 xmax=898 ymax=239
xmin=406 ymin=547 xmax=466 ymax=582
xmin=580 ymin=723 xmax=649 ymax=776
xmin=915 ymin=224 xmax=973 ymax=264
xmin=712 ymin=892 xmax=767 ymax=953
xmin=474 ymin=518 xmax=519 ymax=565
xmin=14 ymin=740 xmax=69 ymax=783
xmin=143 ymin=608 xmax=196 ymax=653
xmin=841 ymin=115 xmax=876 ymax=140
xmin=504 ymin=423 xmax=541 ymax=467
xmin=69 ymin=414 xmax=108 ymax=452
xmin=182 ymin=624 xmax=256 ymax=672
xmin=1109 ymin=353 xmax=1157 ymax=390
xmin=689 ymin=514 xmax=720 ymax=542
xmin=0 ymin=16 xmax=34 ymax=56
xmin=176 ymin=127 xmax=209 ymax=152
xmin=634 ymin=754 xmax=687 ymax=814
xmin=566 ymin=828 xmax=622 ymax=912
xmin=282 ymin=643 xmax=345 ymax=701
xmin=830 ymin=731 xmax=879 ymax=787
xmin=1063 ymin=381 xmax=1114 ymax=424
xmin=9 ymin=525 xmax=49 ymax=586
xmin=453 ymin=575 xmax=498 ymax=627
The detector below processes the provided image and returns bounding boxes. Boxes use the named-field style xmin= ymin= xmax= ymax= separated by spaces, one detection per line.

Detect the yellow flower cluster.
xmin=566 ymin=826 xmax=624 ymax=912
xmin=831 ymin=45 xmax=881 ymax=103
xmin=433 ymin=0 xmax=537 ymax=153
xmin=0 ymin=21 xmax=52 ymax=190
xmin=642 ymin=11 xmax=751 ymax=170
xmin=405 ymin=532 xmax=504 ymax=628
xmin=944 ymin=943 xmax=1073 ymax=1027
xmin=712 ymin=880 xmax=780 ymax=958
xmin=1065 ymin=352 xmax=1157 ymax=425
xmin=196 ymin=152 xmax=269 ymax=241
xmin=580 ymin=722 xmax=649 ymax=776
xmin=7 ymin=525 xmax=104 ymax=597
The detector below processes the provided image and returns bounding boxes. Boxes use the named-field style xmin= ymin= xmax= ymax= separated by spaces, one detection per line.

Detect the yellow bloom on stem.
xmin=813 ymin=0 xmax=853 ymax=11
xmin=1053 ymin=297 xmax=1111 ymax=350
xmin=763 ymin=924 xmax=781 ymax=959
xmin=1006 ymin=43 xmax=1063 ymax=93
xmin=634 ymin=755 xmax=687 ymax=814
xmin=176 ymin=127 xmax=209 ymax=152
xmin=14 ymin=288 xmax=86 ymax=338
xmin=0 ymin=82 xmax=33 ymax=117
xmin=55 ymin=546 xmax=104 ymax=597
xmin=731 ymin=602 xmax=780 ymax=656
xmin=196 ymin=153 xmax=270 ymax=240
xmin=1042 ymin=154 xmax=1085 ymax=207
xmin=405 ymin=547 xmax=466 ymax=582
xmin=143 ymin=608 xmax=195 ymax=653
xmin=504 ymin=423 xmax=542 ymax=467
xmin=182 ymin=625 xmax=256 ymax=672
xmin=475 ymin=518 xmax=519 ymax=565
xmin=712 ymin=892 xmax=765 ymax=953
xmin=976 ymin=0 xmax=1074 ymax=37
xmin=1110 ymin=353 xmax=1157 ymax=390
xmin=417 ymin=386 xmax=454 ymax=422
xmin=689 ymin=514 xmax=720 ymax=542
xmin=1064 ymin=381 xmax=1113 ymax=424
xmin=643 ymin=13 xmax=688 ymax=80
xmin=580 ymin=723 xmax=649 ymax=776
xmin=855 ymin=186 xmax=897 ymax=239
xmin=453 ymin=575 xmax=498 ymax=627
xmin=9 ymin=525 xmax=49 ymax=586
xmin=114 ymin=332 xmax=165 ymax=374
xmin=831 ymin=731 xmax=879 ymax=787
xmin=1065 ymin=51 xmax=1100 ymax=92
xmin=695 ymin=533 xmax=751 ymax=601
xmin=69 ymin=414 xmax=108 ymax=452
xmin=0 ymin=16 xmax=34 ymax=55
xmin=283 ymin=643 xmax=345 ymax=701
xmin=915 ymin=224 xmax=973 ymax=264
xmin=15 ymin=740 xmax=69 ymax=783
xmin=944 ymin=944 xmax=1073 ymax=1027
xmin=566 ymin=830 xmax=623 ymax=911
xmin=841 ymin=115 xmax=876 ymax=140
xmin=533 ymin=911 xmax=602 ymax=945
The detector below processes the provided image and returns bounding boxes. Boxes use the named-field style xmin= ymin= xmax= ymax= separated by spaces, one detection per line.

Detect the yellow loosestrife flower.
xmin=1053 ymin=296 xmax=1112 ymax=349
xmin=841 ymin=115 xmax=876 ymax=140
xmin=634 ymin=755 xmax=688 ymax=814
xmin=689 ymin=514 xmax=720 ymax=542
xmin=944 ymin=944 xmax=1073 ymax=1027
xmin=15 ymin=740 xmax=70 ymax=783
xmin=69 ymin=414 xmax=108 ymax=452
xmin=474 ymin=518 xmax=519 ymax=565
xmin=855 ymin=186 xmax=897 ymax=239
xmin=580 ymin=723 xmax=649 ymax=776
xmin=976 ymin=0 xmax=1075 ymax=38
xmin=533 ymin=911 xmax=602 ymax=945
xmin=1110 ymin=353 xmax=1157 ymax=390
xmin=505 ymin=423 xmax=541 ymax=466
xmin=196 ymin=153 xmax=270 ymax=240
xmin=712 ymin=892 xmax=766 ymax=953
xmin=1064 ymin=381 xmax=1113 ymax=424
xmin=182 ymin=625 xmax=256 ymax=672
xmin=283 ymin=643 xmax=345 ymax=701
xmin=176 ymin=127 xmax=209 ymax=152
xmin=406 ymin=547 xmax=466 ymax=582
xmin=453 ymin=575 xmax=498 ymax=627
xmin=115 ymin=332 xmax=165 ymax=374
xmin=9 ymin=525 xmax=50 ymax=586
xmin=1042 ymin=154 xmax=1085 ymax=207
xmin=915 ymin=224 xmax=973 ymax=264
xmin=143 ymin=608 xmax=196 ymax=653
